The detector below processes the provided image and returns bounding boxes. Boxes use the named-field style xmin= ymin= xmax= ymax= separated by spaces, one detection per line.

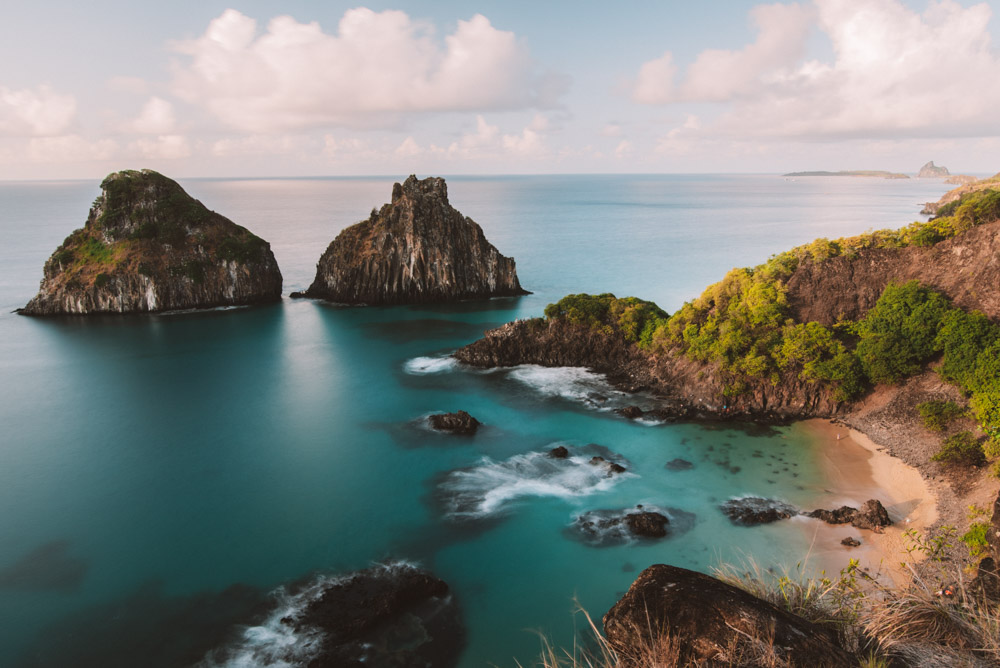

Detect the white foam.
xmin=506 ymin=365 xmax=626 ymax=409
xmin=403 ymin=355 xmax=458 ymax=375
xmin=438 ymin=449 xmax=630 ymax=520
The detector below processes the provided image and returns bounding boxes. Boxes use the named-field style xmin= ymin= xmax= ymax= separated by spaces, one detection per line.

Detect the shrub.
xmin=935 ymin=310 xmax=1000 ymax=388
xmin=931 ymin=431 xmax=985 ymax=466
xmin=855 ymin=281 xmax=950 ymax=384
xmin=917 ymin=400 xmax=966 ymax=432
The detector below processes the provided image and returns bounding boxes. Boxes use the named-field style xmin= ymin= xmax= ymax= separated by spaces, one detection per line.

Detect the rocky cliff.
xmin=20 ymin=170 xmax=282 ymax=315
xmin=456 ymin=196 xmax=1000 ymax=422
xmin=296 ymin=175 xmax=527 ymax=305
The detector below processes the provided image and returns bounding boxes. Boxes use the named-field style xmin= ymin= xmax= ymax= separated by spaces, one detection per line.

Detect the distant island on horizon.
xmin=783 ymin=170 xmax=910 ymax=179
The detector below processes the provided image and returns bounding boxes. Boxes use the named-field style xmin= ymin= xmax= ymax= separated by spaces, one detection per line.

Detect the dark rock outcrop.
xmin=841 ymin=537 xmax=861 ymax=547
xmin=851 ymin=499 xmax=892 ymax=530
xmin=589 ymin=456 xmax=626 ymax=476
xmin=296 ymin=175 xmax=527 ymax=305
xmin=428 ymin=411 xmax=481 ymax=435
xmin=624 ymin=511 xmax=670 ymax=538
xmin=285 ymin=563 xmax=463 ymax=668
xmin=21 ymin=169 xmax=281 ymax=315
xmin=917 ymin=161 xmax=950 ymax=178
xmin=571 ymin=507 xmax=680 ymax=546
xmin=548 ymin=445 xmax=569 ymax=459
xmin=720 ymin=497 xmax=796 ymax=526
xmin=603 ymin=564 xmax=853 ymax=666
xmin=808 ymin=505 xmax=858 ymax=524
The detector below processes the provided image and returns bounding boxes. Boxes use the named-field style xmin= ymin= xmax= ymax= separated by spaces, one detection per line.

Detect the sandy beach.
xmin=794 ymin=419 xmax=939 ymax=586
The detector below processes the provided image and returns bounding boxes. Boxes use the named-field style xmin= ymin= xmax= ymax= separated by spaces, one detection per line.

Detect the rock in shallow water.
xmin=20 ymin=169 xmax=282 ymax=315
xmin=296 ymin=175 xmax=528 ymax=305
xmin=720 ymin=496 xmax=797 ymax=526
xmin=428 ymin=410 xmax=481 ymax=435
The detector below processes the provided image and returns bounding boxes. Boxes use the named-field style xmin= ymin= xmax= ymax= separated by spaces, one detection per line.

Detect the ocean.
xmin=0 ymin=174 xmax=954 ymax=666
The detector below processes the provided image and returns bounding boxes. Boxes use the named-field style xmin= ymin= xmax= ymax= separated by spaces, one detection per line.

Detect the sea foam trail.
xmin=437 ymin=448 xmax=631 ymax=521
xmin=507 ymin=365 xmax=630 ymax=410
xmin=403 ymin=355 xmax=459 ymax=375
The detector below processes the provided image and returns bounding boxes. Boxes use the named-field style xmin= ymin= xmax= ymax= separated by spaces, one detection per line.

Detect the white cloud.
xmin=0 ymin=85 xmax=77 ymax=136
xmin=170 ymin=8 xmax=561 ymax=132
xmin=128 ymin=97 xmax=177 ymax=134
xmin=395 ymin=136 xmax=422 ymax=157
xmin=633 ymin=0 xmax=1000 ymax=140
xmin=211 ymin=134 xmax=312 ymax=157
xmin=446 ymin=114 xmax=549 ymax=158
xmin=128 ymin=134 xmax=192 ymax=159
xmin=25 ymin=135 xmax=117 ymax=162
xmin=614 ymin=140 xmax=633 ymax=158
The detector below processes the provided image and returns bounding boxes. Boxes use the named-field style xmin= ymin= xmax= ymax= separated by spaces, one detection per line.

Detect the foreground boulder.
xmin=21 ymin=169 xmax=282 ymax=315
xmin=285 ymin=563 xmax=463 ymax=667
xmin=295 ymin=175 xmax=527 ymax=305
xmin=428 ymin=411 xmax=481 ymax=435
xmin=603 ymin=564 xmax=852 ymax=666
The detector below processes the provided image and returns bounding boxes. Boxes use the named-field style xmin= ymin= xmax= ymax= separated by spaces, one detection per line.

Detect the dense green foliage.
xmin=932 ymin=431 xmax=985 ymax=466
xmin=543 ymin=293 xmax=667 ymax=346
xmin=97 ymin=170 xmax=209 ymax=244
xmin=854 ymin=282 xmax=950 ymax=384
xmin=917 ymin=400 xmax=965 ymax=432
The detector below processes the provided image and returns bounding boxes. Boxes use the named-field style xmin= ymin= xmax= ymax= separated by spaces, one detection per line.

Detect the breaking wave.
xmin=506 ymin=365 xmax=627 ymax=409
xmin=404 ymin=355 xmax=459 ymax=375
xmin=437 ymin=447 xmax=631 ymax=521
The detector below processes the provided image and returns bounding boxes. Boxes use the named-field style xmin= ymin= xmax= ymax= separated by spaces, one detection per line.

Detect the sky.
xmin=2 ymin=0 xmax=1000 ymax=179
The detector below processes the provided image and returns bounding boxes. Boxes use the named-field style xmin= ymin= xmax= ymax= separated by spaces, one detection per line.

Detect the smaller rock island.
xmin=917 ymin=160 xmax=950 ymax=177
xmin=20 ymin=169 xmax=282 ymax=315
xmin=294 ymin=175 xmax=528 ymax=305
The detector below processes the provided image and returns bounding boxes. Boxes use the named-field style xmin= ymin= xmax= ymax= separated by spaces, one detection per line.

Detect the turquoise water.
xmin=0 ymin=175 xmax=952 ymax=666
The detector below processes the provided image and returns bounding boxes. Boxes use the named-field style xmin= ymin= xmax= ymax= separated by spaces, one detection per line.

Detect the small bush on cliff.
xmin=932 ymin=431 xmax=985 ymax=466
xmin=936 ymin=309 xmax=1000 ymax=388
xmin=918 ymin=400 xmax=966 ymax=432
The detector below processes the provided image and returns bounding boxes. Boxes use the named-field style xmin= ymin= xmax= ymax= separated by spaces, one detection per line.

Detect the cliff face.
xmin=21 ymin=170 xmax=282 ymax=315
xmin=298 ymin=175 xmax=527 ymax=305
xmin=455 ymin=319 xmax=841 ymax=421
xmin=785 ymin=219 xmax=1000 ymax=325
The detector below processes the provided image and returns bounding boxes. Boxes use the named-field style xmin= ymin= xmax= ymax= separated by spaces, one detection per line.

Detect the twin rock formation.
xmin=22 ymin=172 xmax=523 ymax=315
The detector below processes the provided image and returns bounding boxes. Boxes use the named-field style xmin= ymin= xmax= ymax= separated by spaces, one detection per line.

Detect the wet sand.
xmin=794 ymin=419 xmax=938 ymax=586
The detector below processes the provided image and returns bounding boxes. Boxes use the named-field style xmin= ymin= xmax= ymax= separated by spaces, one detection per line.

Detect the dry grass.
xmin=526 ymin=547 xmax=1000 ymax=668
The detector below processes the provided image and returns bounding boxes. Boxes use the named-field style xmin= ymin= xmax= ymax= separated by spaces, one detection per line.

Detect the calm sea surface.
xmin=0 ymin=175 xmax=953 ymax=666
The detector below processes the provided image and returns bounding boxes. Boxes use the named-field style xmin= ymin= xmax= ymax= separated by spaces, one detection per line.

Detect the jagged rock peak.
xmin=296 ymin=175 xmax=529 ymax=305
xmin=392 ymin=174 xmax=447 ymax=203
xmin=20 ymin=169 xmax=282 ymax=315
xmin=918 ymin=161 xmax=950 ymax=177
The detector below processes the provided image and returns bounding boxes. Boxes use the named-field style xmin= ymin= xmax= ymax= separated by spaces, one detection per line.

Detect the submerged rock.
xmin=665 ymin=458 xmax=694 ymax=471
xmin=21 ymin=169 xmax=281 ymax=315
xmin=428 ymin=411 xmax=481 ymax=435
xmin=296 ymin=175 xmax=528 ymax=305
xmin=571 ymin=506 xmax=686 ymax=546
xmin=603 ymin=564 xmax=852 ymax=666
xmin=720 ymin=496 xmax=796 ymax=526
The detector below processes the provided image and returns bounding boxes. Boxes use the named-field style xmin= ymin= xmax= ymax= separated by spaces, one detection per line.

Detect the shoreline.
xmin=795 ymin=418 xmax=938 ymax=586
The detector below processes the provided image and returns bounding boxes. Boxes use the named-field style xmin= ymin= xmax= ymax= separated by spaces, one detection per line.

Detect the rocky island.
xmin=917 ymin=160 xmax=950 ymax=177
xmin=20 ymin=169 xmax=281 ymax=315
xmin=294 ymin=175 xmax=527 ymax=305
